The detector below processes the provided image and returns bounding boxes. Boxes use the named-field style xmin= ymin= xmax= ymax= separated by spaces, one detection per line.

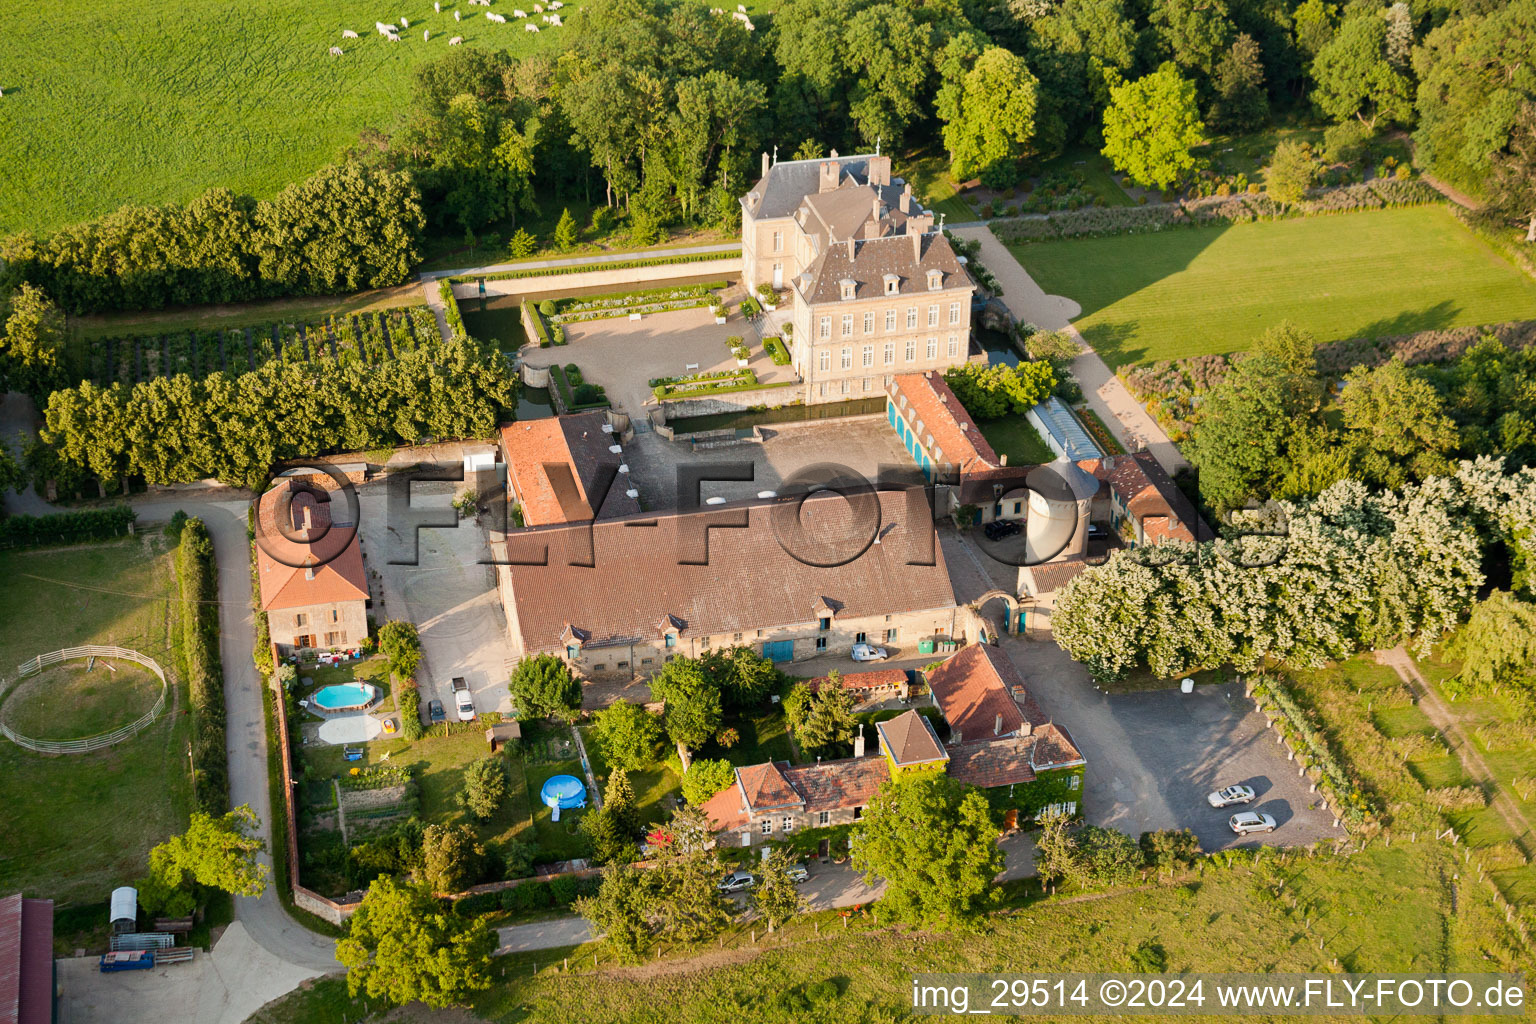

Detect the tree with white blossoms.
xmin=1052 ymin=465 xmax=1509 ymax=681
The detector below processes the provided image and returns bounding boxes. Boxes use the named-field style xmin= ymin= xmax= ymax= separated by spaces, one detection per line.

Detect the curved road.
xmin=132 ymin=495 xmax=343 ymax=972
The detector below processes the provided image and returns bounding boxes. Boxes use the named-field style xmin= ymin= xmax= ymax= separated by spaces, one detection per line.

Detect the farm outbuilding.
xmin=109 ymin=886 xmax=137 ymax=934
xmin=485 ymin=720 xmax=522 ymax=752
xmin=0 ymin=893 xmax=55 ymax=1024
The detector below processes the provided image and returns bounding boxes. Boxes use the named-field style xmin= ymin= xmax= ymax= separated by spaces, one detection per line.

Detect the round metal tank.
xmin=1025 ymin=456 xmax=1098 ymax=564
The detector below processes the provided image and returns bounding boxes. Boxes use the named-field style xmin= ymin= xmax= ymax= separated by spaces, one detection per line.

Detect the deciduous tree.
xmin=753 ymin=849 xmax=807 ymax=931
xmin=1310 ymin=13 xmax=1413 ymax=128
xmin=942 ymin=47 xmax=1041 ymax=183
xmin=593 ymin=700 xmax=663 ymax=771
xmin=336 ymin=875 xmax=495 ymax=1008
xmin=680 ymin=757 xmax=736 ymax=806
xmin=851 ymin=774 xmax=1003 ymax=931
xmin=509 ymin=653 xmax=582 ymax=721
xmin=378 ymin=620 xmax=423 ymax=681
xmin=420 ymin=824 xmax=485 ymax=893
xmin=1101 ymin=66 xmax=1206 ymax=191
xmin=459 ymin=756 xmax=510 ymax=822
xmin=650 ymin=657 xmax=723 ymax=754
xmin=574 ymin=864 xmax=654 ymax=962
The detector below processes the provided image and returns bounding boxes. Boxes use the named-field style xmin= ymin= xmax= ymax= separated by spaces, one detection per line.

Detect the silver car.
xmin=717 ymin=870 xmax=755 ymax=893
xmin=1208 ymin=784 xmax=1256 ymax=808
xmin=1229 ymin=811 xmax=1277 ymax=835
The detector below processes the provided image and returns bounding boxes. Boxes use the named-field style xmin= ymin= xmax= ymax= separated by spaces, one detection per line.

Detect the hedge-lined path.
xmin=949 ymin=226 xmax=1189 ymax=475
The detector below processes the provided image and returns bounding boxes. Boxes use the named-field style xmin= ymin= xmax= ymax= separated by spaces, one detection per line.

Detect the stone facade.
xmin=268 ymin=597 xmax=368 ymax=652
xmin=741 ymin=150 xmax=976 ymax=405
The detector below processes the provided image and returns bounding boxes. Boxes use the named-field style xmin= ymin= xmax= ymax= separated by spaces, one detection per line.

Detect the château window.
xmin=863 ymin=312 xmax=875 ymax=334
xmin=927 ymin=304 xmax=939 ymax=327
xmin=862 ymin=345 xmax=874 ymax=368
xmin=841 ymin=314 xmax=853 ymax=337
xmin=906 ymin=307 xmax=918 ymax=329
xmin=819 ymin=316 xmax=831 ymax=339
xmin=885 ymin=310 xmax=897 ymax=332
xmin=949 ymin=301 xmax=962 ymax=325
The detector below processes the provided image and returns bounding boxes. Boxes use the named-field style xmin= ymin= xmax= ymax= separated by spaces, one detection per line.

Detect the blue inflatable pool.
xmin=540 ymin=774 xmax=587 ymax=821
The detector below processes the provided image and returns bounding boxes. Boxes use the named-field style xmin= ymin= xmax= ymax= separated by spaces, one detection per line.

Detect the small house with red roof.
xmin=255 ymin=478 xmax=370 ymax=654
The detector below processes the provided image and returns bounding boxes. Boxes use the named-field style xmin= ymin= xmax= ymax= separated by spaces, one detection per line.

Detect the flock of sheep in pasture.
xmin=332 ymin=0 xmax=568 ymax=53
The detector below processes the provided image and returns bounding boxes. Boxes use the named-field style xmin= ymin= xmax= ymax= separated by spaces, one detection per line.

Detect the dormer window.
xmin=839 ymin=279 xmax=857 ymax=300
xmin=927 ymin=269 xmax=943 ymax=291
xmin=883 ymin=274 xmax=900 ymax=295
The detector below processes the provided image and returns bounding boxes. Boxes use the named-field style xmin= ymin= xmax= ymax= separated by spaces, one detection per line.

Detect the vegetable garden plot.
xmin=79 ymin=306 xmax=444 ymax=387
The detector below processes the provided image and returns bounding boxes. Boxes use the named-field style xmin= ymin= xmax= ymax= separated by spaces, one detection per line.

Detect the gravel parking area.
xmin=356 ymin=483 xmax=515 ymax=720
xmin=554 ymin=306 xmax=797 ymax=416
xmin=1001 ymin=638 xmax=1340 ymax=851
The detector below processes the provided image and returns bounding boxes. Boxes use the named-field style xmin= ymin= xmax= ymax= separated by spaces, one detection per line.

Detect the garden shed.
xmin=485 ymin=720 xmax=522 ymax=752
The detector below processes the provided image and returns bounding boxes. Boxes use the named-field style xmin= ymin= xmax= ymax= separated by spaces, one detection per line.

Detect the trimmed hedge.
xmin=994 ymin=180 xmax=1446 ymax=244
xmin=396 ymin=677 xmax=424 ymax=741
xmin=0 ymin=506 xmax=136 ymax=549
xmin=764 ymin=336 xmax=792 ymax=366
xmin=178 ymin=518 xmax=229 ymax=814
xmin=448 ymin=250 xmax=731 ymax=285
xmin=438 ymin=280 xmax=464 ymax=340
xmin=656 ymin=378 xmax=798 ymax=401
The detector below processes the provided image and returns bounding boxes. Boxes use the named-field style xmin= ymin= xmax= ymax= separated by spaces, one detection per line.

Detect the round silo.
xmin=1024 ymin=456 xmax=1099 ymax=564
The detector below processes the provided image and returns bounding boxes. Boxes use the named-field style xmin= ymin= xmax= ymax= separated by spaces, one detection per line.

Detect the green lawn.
xmin=1034 ymin=145 xmax=1134 ymax=208
xmin=578 ymin=726 xmax=683 ymax=830
xmin=899 ymin=149 xmax=976 ymax=223
xmin=698 ymin=703 xmax=795 ymax=766
xmin=2 ymin=661 xmax=161 ymax=740
xmin=1009 ymin=205 xmax=1536 ymax=370
xmin=0 ymin=539 xmax=194 ymax=905
xmin=0 ymin=0 xmax=577 ymax=234
xmin=977 ymin=415 xmax=1054 ymax=466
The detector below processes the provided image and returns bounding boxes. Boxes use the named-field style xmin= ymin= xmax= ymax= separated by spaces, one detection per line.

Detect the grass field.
xmin=1 ymin=661 xmax=161 ymax=740
xmin=0 ymin=538 xmax=193 ymax=905
xmin=978 ymin=415 xmax=1054 ymax=467
xmin=251 ymin=833 xmax=1530 ymax=1024
xmin=0 ymin=1 xmax=572 ymax=234
xmin=1009 ymin=205 xmax=1536 ymax=370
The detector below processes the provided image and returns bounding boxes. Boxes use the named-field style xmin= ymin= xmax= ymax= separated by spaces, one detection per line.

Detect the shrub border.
xmin=447 ymin=251 xmax=731 ymax=285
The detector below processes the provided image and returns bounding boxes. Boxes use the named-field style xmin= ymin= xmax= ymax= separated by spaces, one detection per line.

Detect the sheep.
xmin=525 ymin=22 xmax=539 ymax=30
xmin=513 ymin=8 xmax=526 ymax=16
xmin=388 ymin=32 xmax=402 ymax=40
xmin=341 ymin=29 xmax=359 ymax=38
xmin=454 ymin=9 xmax=461 ymax=20
xmin=534 ymin=4 xmax=543 ymax=11
xmin=329 ymin=45 xmax=345 ymax=55
xmin=400 ymin=17 xmax=409 ymax=27
xmin=549 ymin=14 xmax=561 ymax=24
xmin=549 ymin=1 xmax=563 ymax=8
xmin=434 ymin=0 xmax=441 ymax=9
xmin=450 ymin=35 xmax=464 ymax=43
xmin=737 ymin=4 xmax=745 ymax=11
xmin=490 ymin=12 xmax=506 ymax=21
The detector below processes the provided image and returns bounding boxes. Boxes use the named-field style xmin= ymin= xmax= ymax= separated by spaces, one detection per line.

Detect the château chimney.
xmin=853 ymin=724 xmax=865 ymax=758
xmin=761 ymin=151 xmax=770 ymax=179
xmin=301 ymin=504 xmax=314 ymax=536
xmin=994 ymin=712 xmax=1003 ymax=736
xmin=867 ymin=153 xmax=892 ymax=187
xmin=899 ymin=182 xmax=912 ymax=214
xmin=819 ymin=159 xmax=840 ymax=193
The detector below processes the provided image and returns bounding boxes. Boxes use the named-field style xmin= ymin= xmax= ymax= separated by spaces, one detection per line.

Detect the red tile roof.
xmin=0 ymin=894 xmax=52 ymax=1024
xmin=783 ymin=755 xmax=889 ymax=812
xmin=876 ymin=709 xmax=948 ymax=766
xmin=1078 ymin=452 xmax=1212 ymax=544
xmin=891 ymin=372 xmax=1000 ymax=475
xmin=736 ymin=762 xmax=804 ymax=812
xmin=1022 ymin=557 xmax=1091 ymax=595
xmin=1031 ymin=722 xmax=1085 ymax=769
xmin=926 ymin=644 xmax=1027 ymax=741
xmin=699 ymin=782 xmax=749 ymax=832
xmin=946 ymin=737 xmax=1038 ymax=788
xmin=254 ymin=479 xmax=368 ymax=612
xmin=500 ymin=412 xmax=641 ymax=528
xmin=807 ymin=668 xmax=907 ymax=692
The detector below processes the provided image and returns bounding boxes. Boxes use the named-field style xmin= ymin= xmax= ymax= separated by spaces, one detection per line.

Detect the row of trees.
xmin=0 ymin=164 xmax=426 ymax=315
xmin=1052 ymin=459 xmax=1528 ymax=681
xmin=37 ymin=335 xmax=513 ymax=490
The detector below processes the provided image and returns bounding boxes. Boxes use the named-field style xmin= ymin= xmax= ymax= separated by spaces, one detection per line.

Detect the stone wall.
xmin=455 ymin=257 xmax=742 ymax=300
xmin=657 ymin=387 xmax=805 ymax=419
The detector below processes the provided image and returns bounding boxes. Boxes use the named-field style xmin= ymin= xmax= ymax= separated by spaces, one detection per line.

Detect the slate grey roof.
xmin=800 ymin=233 xmax=967 ymax=305
xmin=746 ymin=155 xmax=899 ymax=219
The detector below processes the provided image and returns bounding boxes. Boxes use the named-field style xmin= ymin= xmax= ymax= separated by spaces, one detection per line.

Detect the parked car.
xmin=983 ymin=518 xmax=1023 ymax=541
xmin=1207 ymin=784 xmax=1257 ymax=808
xmin=785 ymin=864 xmax=809 ymax=884
xmin=1228 ymin=811 xmax=1277 ymax=835
xmin=451 ymin=677 xmax=475 ymax=722
xmin=851 ymin=643 xmax=888 ymax=662
xmin=428 ymin=699 xmax=446 ymax=724
xmin=1087 ymin=523 xmax=1110 ymax=540
xmin=718 ymin=870 xmax=756 ymax=893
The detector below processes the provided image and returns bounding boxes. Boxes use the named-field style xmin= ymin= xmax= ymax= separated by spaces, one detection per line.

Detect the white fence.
xmin=0 ymin=645 xmax=170 ymax=754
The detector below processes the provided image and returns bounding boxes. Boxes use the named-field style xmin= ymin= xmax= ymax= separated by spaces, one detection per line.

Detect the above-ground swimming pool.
xmin=309 ymin=682 xmax=379 ymax=714
xmin=540 ymin=775 xmax=587 ymax=821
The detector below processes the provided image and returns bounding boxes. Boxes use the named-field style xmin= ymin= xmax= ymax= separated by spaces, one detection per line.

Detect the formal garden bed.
xmin=75 ymin=306 xmax=442 ymax=387
xmin=541 ymin=282 xmax=727 ymax=325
